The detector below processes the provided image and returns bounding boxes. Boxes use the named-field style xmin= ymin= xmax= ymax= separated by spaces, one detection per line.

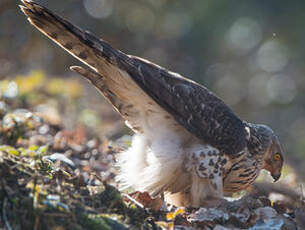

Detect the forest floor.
xmin=0 ymin=71 xmax=304 ymax=230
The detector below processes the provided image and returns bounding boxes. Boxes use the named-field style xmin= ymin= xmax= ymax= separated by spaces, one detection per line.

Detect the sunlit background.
xmin=1 ymin=0 xmax=305 ymax=181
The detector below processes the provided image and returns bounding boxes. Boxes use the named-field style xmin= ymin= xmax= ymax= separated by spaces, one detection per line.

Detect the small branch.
xmin=123 ymin=193 xmax=144 ymax=209
xmin=2 ymin=197 xmax=13 ymax=230
xmin=34 ymin=214 xmax=40 ymax=230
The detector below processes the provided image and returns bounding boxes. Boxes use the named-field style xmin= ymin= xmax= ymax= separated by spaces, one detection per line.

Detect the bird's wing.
xmin=20 ymin=0 xmax=247 ymax=155
xmin=124 ymin=56 xmax=247 ymax=155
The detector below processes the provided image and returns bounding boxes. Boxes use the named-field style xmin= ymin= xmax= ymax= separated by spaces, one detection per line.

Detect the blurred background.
xmin=1 ymin=0 xmax=305 ymax=181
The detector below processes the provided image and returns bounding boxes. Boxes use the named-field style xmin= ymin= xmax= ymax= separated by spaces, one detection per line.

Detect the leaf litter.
xmin=0 ymin=71 xmax=304 ymax=230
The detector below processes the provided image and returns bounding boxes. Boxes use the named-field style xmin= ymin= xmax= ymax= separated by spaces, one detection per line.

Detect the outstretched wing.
xmin=20 ymin=0 xmax=247 ymax=155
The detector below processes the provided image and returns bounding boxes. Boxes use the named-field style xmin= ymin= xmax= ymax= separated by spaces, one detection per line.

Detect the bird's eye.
xmin=273 ymin=153 xmax=281 ymax=161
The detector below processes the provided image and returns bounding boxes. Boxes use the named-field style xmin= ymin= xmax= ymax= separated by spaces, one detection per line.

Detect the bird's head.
xmin=246 ymin=124 xmax=284 ymax=182
xmin=262 ymin=132 xmax=284 ymax=182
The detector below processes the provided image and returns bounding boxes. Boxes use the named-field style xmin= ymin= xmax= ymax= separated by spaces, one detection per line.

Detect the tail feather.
xmin=19 ymin=1 xmax=183 ymax=138
xmin=70 ymin=66 xmax=106 ymax=91
xmin=19 ymin=0 xmax=130 ymax=72
xmin=70 ymin=66 xmax=123 ymax=111
xmin=20 ymin=0 xmax=148 ymax=133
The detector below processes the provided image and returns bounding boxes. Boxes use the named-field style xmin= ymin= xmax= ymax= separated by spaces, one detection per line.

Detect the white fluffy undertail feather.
xmin=117 ymin=135 xmax=148 ymax=190
xmin=117 ymin=134 xmax=186 ymax=196
xmin=117 ymin=134 xmax=224 ymax=208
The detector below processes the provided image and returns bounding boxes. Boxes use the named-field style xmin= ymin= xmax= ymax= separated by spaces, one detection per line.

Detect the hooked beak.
xmin=271 ymin=173 xmax=281 ymax=182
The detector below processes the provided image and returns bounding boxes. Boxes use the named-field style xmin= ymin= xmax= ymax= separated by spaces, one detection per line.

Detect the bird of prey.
xmin=20 ymin=0 xmax=284 ymax=207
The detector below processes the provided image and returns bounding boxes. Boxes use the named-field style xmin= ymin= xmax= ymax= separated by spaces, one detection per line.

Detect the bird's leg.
xmin=186 ymin=145 xmax=225 ymax=207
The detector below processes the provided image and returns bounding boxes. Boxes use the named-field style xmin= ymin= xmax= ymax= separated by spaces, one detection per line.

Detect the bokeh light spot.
xmin=4 ymin=81 xmax=18 ymax=99
xmin=267 ymin=74 xmax=296 ymax=104
xmin=125 ymin=6 xmax=155 ymax=33
xmin=161 ymin=12 xmax=192 ymax=39
xmin=226 ymin=18 xmax=262 ymax=55
xmin=248 ymin=73 xmax=271 ymax=106
xmin=83 ymin=0 xmax=113 ymax=19
xmin=256 ymin=40 xmax=289 ymax=72
xmin=215 ymin=75 xmax=243 ymax=106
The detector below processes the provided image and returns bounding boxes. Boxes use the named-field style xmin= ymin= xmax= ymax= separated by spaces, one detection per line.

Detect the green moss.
xmin=99 ymin=183 xmax=126 ymax=212
xmin=0 ymin=145 xmax=20 ymax=156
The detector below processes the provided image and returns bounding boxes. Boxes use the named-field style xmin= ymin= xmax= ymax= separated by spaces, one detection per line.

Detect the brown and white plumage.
xmin=20 ymin=0 xmax=284 ymax=207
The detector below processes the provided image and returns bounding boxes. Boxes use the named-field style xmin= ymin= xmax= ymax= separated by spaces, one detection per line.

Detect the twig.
xmin=33 ymin=176 xmax=38 ymax=209
xmin=93 ymin=172 xmax=103 ymax=182
xmin=123 ymin=193 xmax=144 ymax=209
xmin=34 ymin=214 xmax=40 ymax=230
xmin=2 ymin=197 xmax=12 ymax=230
